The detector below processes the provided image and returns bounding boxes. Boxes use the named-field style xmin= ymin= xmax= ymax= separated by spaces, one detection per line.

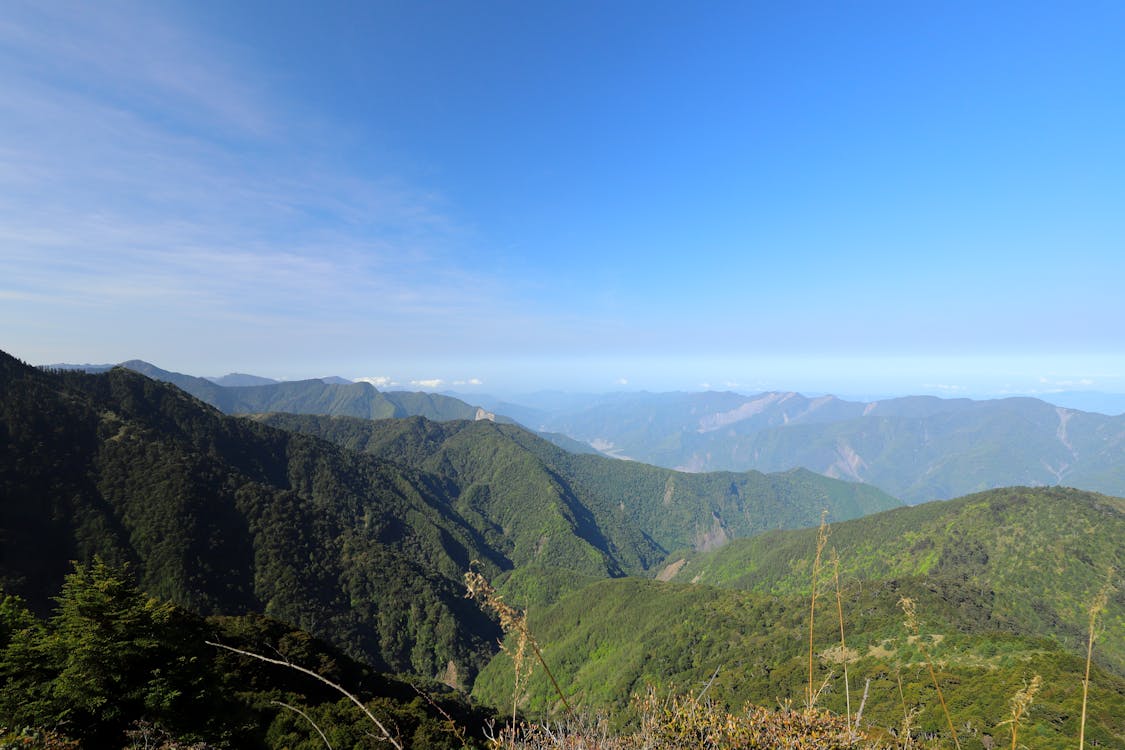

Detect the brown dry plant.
xmin=996 ymin=674 xmax=1040 ymax=750
xmin=830 ymin=548 xmax=854 ymax=731
xmin=807 ymin=510 xmax=830 ymax=709
xmin=465 ymin=569 xmax=572 ymax=722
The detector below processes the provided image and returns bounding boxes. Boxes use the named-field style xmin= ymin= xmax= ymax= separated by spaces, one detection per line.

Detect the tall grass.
xmin=1080 ymin=567 xmax=1115 ymax=750
xmin=831 ymin=548 xmax=854 ymax=732
xmin=462 ymin=530 xmax=1117 ymax=749
xmin=998 ymin=674 xmax=1041 ymax=750
xmin=807 ymin=511 xmax=830 ymax=709
xmin=465 ymin=570 xmax=572 ymax=721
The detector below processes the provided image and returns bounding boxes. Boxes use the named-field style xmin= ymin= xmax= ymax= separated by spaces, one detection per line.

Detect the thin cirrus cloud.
xmin=0 ymin=1 xmax=528 ymax=369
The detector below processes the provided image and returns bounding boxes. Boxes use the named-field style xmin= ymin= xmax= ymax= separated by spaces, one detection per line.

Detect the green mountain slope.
xmin=253 ymin=413 xmax=901 ymax=594
xmin=2 ymin=351 xmax=505 ymax=683
xmin=472 ymin=577 xmax=1125 ymax=749
xmin=670 ymin=486 xmax=1125 ymax=673
xmin=4 ymin=350 xmax=896 ymax=687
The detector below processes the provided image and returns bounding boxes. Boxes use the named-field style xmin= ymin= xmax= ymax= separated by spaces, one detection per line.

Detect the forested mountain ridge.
xmin=49 ymin=359 xmax=500 ymax=423
xmin=252 ymin=413 xmax=901 ymax=579
xmin=519 ymin=390 xmax=1125 ymax=503
xmin=669 ymin=485 xmax=1125 ymax=672
xmin=2 ymin=351 xmax=507 ymax=682
xmin=1 ymin=350 xmax=897 ymax=683
xmin=472 ymin=491 xmax=1125 ymax=749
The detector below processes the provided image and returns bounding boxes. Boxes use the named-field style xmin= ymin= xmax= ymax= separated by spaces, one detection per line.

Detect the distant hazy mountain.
xmin=205 ymin=372 xmax=279 ymax=386
xmin=443 ymin=391 xmax=552 ymax=428
xmin=511 ymin=390 xmax=1125 ymax=503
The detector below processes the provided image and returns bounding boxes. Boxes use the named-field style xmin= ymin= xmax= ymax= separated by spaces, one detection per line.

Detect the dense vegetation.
xmin=1 ymin=350 xmax=889 ymax=682
xmin=669 ymin=487 xmax=1125 ymax=673
xmin=253 ymin=413 xmax=899 ymax=582
xmin=0 ymin=559 xmax=494 ymax=748
xmin=473 ymin=575 xmax=1125 ymax=749
xmin=2 ymin=351 xmax=503 ymax=682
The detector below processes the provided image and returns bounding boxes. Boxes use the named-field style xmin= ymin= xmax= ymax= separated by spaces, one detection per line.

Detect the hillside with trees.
xmin=0 ymin=350 xmax=896 ymax=681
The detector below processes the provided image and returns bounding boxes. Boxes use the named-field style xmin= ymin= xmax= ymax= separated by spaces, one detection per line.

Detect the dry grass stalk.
xmin=206 ymin=640 xmax=402 ymax=750
xmin=465 ymin=570 xmax=572 ymax=719
xmin=997 ymin=674 xmax=1040 ymax=750
xmin=899 ymin=706 xmax=920 ymax=747
xmin=898 ymin=597 xmax=960 ymax=750
xmin=830 ymin=548 xmax=853 ymax=731
xmin=411 ymin=683 xmax=471 ymax=748
xmin=807 ymin=510 xmax=830 ymax=709
xmin=896 ymin=670 xmax=909 ymax=727
xmin=1080 ymin=567 xmax=1115 ymax=750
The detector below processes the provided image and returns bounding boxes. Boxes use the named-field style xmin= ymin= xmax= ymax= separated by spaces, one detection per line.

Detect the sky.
xmin=3 ymin=0 xmax=1125 ymax=398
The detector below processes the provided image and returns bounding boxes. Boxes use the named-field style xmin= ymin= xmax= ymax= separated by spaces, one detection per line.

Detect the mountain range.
xmin=50 ymin=362 xmax=1125 ymax=504
xmin=3 ymin=351 xmax=894 ymax=681
xmin=8 ymin=350 xmax=1124 ymax=747
xmin=495 ymin=390 xmax=1125 ymax=503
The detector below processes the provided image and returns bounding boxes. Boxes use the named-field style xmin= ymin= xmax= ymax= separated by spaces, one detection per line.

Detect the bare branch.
xmin=206 ymin=640 xmax=403 ymax=750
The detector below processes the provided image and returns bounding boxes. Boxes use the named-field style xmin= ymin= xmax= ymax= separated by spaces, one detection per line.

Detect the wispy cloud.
xmin=0 ymin=1 xmax=541 ymax=370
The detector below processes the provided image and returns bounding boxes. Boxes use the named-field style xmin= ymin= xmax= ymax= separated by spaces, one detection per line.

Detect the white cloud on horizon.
xmin=411 ymin=378 xmax=445 ymax=389
xmin=356 ymin=376 xmax=396 ymax=387
xmin=1037 ymin=377 xmax=1096 ymax=390
xmin=922 ymin=383 xmax=967 ymax=393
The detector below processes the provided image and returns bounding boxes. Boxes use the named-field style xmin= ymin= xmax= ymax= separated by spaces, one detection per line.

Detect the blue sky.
xmin=2 ymin=1 xmax=1125 ymax=397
